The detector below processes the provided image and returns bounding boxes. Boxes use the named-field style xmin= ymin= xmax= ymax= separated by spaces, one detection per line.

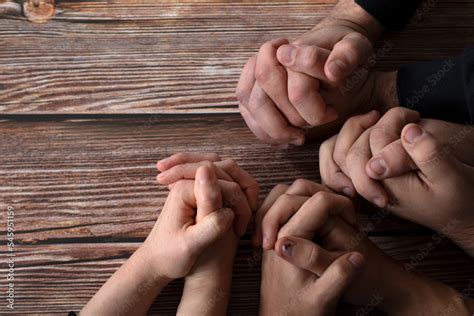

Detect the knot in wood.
xmin=23 ymin=0 xmax=54 ymax=23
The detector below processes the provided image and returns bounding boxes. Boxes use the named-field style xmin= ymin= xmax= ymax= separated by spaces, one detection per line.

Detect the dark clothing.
xmin=397 ymin=48 xmax=474 ymax=124
xmin=356 ymin=0 xmax=473 ymax=124
xmin=356 ymin=0 xmax=422 ymax=31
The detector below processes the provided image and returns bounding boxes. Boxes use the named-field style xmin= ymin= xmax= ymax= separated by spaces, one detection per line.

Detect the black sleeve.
xmin=396 ymin=48 xmax=474 ymax=124
xmin=355 ymin=0 xmax=422 ymax=31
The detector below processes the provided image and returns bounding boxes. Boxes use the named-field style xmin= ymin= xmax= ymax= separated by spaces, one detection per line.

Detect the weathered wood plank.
xmin=0 ymin=0 xmax=472 ymax=114
xmin=0 ymin=237 xmax=471 ymax=314
xmin=0 ymin=114 xmax=426 ymax=246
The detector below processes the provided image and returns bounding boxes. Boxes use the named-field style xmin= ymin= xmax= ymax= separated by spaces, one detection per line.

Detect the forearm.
xmin=177 ymin=274 xmax=232 ymax=316
xmin=379 ymin=268 xmax=471 ymax=316
xmin=319 ymin=0 xmax=384 ymax=44
xmin=81 ymin=246 xmax=171 ymax=316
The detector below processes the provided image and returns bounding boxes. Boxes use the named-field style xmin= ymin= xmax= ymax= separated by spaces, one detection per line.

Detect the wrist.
xmin=447 ymin=222 xmax=474 ymax=258
xmin=135 ymin=245 xmax=173 ymax=287
xmin=381 ymin=273 xmax=470 ymax=316
xmin=320 ymin=0 xmax=384 ymax=44
xmin=178 ymin=274 xmax=231 ymax=316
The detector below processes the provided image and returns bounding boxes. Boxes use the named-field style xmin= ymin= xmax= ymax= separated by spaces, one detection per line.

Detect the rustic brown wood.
xmin=0 ymin=0 xmax=473 ymax=114
xmin=0 ymin=116 xmax=472 ymax=314
xmin=1 ymin=1 xmax=473 ymax=315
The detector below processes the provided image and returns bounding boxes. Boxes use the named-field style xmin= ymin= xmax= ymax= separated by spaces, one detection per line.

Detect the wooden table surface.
xmin=0 ymin=1 xmax=473 ymax=315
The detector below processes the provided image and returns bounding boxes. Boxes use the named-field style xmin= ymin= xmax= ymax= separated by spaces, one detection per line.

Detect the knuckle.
xmin=288 ymin=82 xmax=311 ymax=106
xmin=301 ymin=47 xmax=319 ymax=69
xmin=370 ymin=124 xmax=391 ymax=144
xmin=291 ymin=178 xmax=311 ymax=189
xmin=224 ymin=158 xmax=238 ymax=169
xmin=273 ymin=183 xmax=290 ymax=193
xmin=201 ymin=160 xmax=214 ymax=169
xmin=236 ymin=86 xmax=249 ymax=104
xmin=306 ymin=245 xmax=320 ymax=267
xmin=311 ymin=190 xmax=331 ymax=206
xmin=332 ymin=262 xmax=351 ymax=280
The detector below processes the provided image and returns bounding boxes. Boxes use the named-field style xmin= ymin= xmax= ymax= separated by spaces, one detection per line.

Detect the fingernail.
xmin=404 ymin=125 xmax=423 ymax=144
xmin=262 ymin=235 xmax=270 ymax=249
xmin=281 ymin=240 xmax=294 ymax=257
xmin=348 ymin=253 xmax=364 ymax=269
xmin=369 ymin=157 xmax=387 ymax=176
xmin=278 ymin=45 xmax=295 ymax=65
xmin=290 ymin=134 xmax=305 ymax=146
xmin=373 ymin=197 xmax=386 ymax=208
xmin=198 ymin=168 xmax=211 ymax=184
xmin=342 ymin=187 xmax=353 ymax=197
xmin=328 ymin=60 xmax=347 ymax=78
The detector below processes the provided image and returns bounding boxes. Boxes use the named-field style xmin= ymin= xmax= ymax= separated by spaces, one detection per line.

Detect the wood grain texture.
xmin=0 ymin=0 xmax=473 ymax=114
xmin=0 ymin=115 xmax=472 ymax=314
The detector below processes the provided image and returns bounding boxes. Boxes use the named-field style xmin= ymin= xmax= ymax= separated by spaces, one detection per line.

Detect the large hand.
xmin=320 ymin=107 xmax=474 ymax=256
xmin=237 ymin=0 xmax=386 ymax=146
xmin=367 ymin=121 xmax=474 ymax=257
xmin=258 ymin=179 xmax=471 ymax=315
xmin=258 ymin=180 xmax=363 ymax=316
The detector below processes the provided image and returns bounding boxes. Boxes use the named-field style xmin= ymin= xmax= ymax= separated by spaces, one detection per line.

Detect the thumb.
xmin=275 ymin=236 xmax=341 ymax=276
xmin=195 ymin=165 xmax=222 ymax=220
xmin=366 ymin=139 xmax=416 ymax=179
xmin=324 ymin=32 xmax=373 ymax=82
xmin=185 ymin=208 xmax=235 ymax=255
xmin=314 ymin=252 xmax=364 ymax=304
xmin=277 ymin=44 xmax=330 ymax=80
xmin=401 ymin=124 xmax=463 ymax=182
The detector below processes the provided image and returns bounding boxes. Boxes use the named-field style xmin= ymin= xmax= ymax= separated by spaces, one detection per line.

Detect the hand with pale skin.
xmin=237 ymin=0 xmax=398 ymax=146
xmin=257 ymin=179 xmax=473 ymax=315
xmin=156 ymin=153 xmax=258 ymax=315
xmin=82 ymin=166 xmax=246 ymax=316
xmin=156 ymin=152 xmax=259 ymax=235
xmin=320 ymin=107 xmax=474 ymax=256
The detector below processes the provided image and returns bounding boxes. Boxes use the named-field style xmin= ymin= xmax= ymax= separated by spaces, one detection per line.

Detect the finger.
xmin=238 ymin=56 xmax=282 ymax=144
xmin=255 ymin=38 xmax=306 ymax=127
xmin=219 ymin=180 xmax=252 ymax=237
xmin=186 ymin=208 xmax=235 ymax=256
xmin=346 ymin=128 xmax=389 ymax=208
xmin=287 ymin=69 xmax=338 ymax=126
xmin=248 ymin=83 xmax=305 ymax=145
xmin=156 ymin=161 xmax=233 ymax=184
xmin=277 ymin=44 xmax=330 ymax=81
xmin=157 ymin=152 xmax=221 ymax=171
xmin=261 ymin=194 xmax=309 ymax=250
xmin=319 ymin=135 xmax=356 ymax=197
xmin=278 ymin=191 xmax=357 ymax=240
xmin=367 ymin=139 xmax=416 ymax=179
xmin=333 ymin=110 xmax=380 ymax=174
xmin=275 ymin=236 xmax=341 ymax=276
xmin=239 ymin=103 xmax=279 ymax=145
xmin=252 ymin=183 xmax=289 ymax=246
xmin=325 ymin=32 xmax=373 ymax=82
xmin=285 ymin=178 xmax=326 ymax=196
xmin=314 ymin=252 xmax=364 ymax=304
xmin=369 ymin=107 xmax=420 ymax=153
xmin=194 ymin=166 xmax=222 ymax=220
xmin=236 ymin=55 xmax=257 ymax=111
xmin=401 ymin=124 xmax=464 ymax=183
xmin=215 ymin=159 xmax=260 ymax=212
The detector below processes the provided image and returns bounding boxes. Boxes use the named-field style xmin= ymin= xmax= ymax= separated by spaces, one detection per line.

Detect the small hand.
xmin=156 ymin=152 xmax=259 ymax=235
xmin=145 ymin=166 xmax=238 ymax=279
